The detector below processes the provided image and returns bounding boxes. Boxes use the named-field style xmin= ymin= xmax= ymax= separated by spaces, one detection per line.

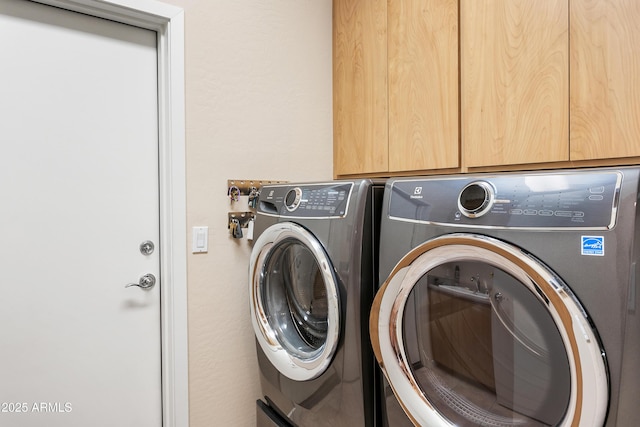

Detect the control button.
xmin=509 ymin=209 xmax=523 ymax=215
xmin=590 ymin=186 xmax=605 ymax=194
xmin=555 ymin=211 xmax=572 ymax=217
xmin=573 ymin=211 xmax=585 ymax=218
xmin=539 ymin=210 xmax=554 ymax=216
xmin=524 ymin=209 xmax=537 ymax=215
xmin=589 ymin=195 xmax=604 ymax=201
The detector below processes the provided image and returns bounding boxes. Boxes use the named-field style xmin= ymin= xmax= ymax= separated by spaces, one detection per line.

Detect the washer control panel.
xmin=259 ymin=182 xmax=353 ymax=218
xmin=389 ymin=171 xmax=622 ymax=229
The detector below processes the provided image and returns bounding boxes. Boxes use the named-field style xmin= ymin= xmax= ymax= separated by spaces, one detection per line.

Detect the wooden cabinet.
xmin=570 ymin=0 xmax=640 ymax=161
xmin=333 ymin=0 xmax=388 ymax=176
xmin=334 ymin=0 xmax=640 ymax=177
xmin=333 ymin=0 xmax=458 ymax=177
xmin=388 ymin=0 xmax=459 ymax=172
xmin=462 ymin=0 xmax=640 ymax=167
xmin=461 ymin=0 xmax=569 ymax=168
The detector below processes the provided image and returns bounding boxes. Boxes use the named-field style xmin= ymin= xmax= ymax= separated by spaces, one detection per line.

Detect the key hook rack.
xmin=228 ymin=212 xmax=254 ymax=227
xmin=228 ymin=212 xmax=255 ymax=239
xmin=226 ymin=179 xmax=286 ymax=239
xmin=227 ymin=179 xmax=287 ymax=203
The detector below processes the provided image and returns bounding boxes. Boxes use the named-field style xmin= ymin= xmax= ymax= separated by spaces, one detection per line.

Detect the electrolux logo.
xmin=410 ymin=186 xmax=423 ymax=199
xmin=581 ymin=236 xmax=604 ymax=256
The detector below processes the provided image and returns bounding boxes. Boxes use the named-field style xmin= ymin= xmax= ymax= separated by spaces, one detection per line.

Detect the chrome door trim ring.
xmin=370 ymin=233 xmax=609 ymax=427
xmin=249 ymin=222 xmax=340 ymax=381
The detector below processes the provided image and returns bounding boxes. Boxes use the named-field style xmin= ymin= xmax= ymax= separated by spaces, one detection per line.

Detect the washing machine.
xmin=370 ymin=167 xmax=640 ymax=426
xmin=250 ymin=180 xmax=384 ymax=427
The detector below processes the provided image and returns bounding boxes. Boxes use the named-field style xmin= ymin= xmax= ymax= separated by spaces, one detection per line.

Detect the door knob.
xmin=125 ymin=274 xmax=156 ymax=290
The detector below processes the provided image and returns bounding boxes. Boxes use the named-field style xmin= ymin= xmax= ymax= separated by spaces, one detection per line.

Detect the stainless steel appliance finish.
xmin=371 ymin=167 xmax=640 ymax=426
xmin=251 ymin=180 xmax=383 ymax=427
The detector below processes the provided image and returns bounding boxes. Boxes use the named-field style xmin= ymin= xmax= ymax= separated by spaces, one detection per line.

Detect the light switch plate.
xmin=192 ymin=226 xmax=208 ymax=253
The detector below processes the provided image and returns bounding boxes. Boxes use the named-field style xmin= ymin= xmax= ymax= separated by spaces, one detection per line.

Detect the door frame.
xmin=27 ymin=0 xmax=189 ymax=426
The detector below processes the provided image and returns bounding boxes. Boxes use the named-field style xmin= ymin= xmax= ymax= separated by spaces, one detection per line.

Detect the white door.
xmin=0 ymin=1 xmax=162 ymax=426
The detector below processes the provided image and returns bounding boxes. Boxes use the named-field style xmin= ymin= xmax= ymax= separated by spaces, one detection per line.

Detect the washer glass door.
xmin=371 ymin=233 xmax=609 ymax=427
xmin=250 ymin=222 xmax=340 ymax=381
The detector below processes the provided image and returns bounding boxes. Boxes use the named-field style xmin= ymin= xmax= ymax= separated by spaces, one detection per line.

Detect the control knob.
xmin=285 ymin=187 xmax=303 ymax=212
xmin=458 ymin=181 xmax=495 ymax=218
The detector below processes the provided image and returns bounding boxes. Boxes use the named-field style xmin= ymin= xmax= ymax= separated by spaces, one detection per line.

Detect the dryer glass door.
xmin=250 ymin=222 xmax=340 ymax=381
xmin=371 ymin=233 xmax=609 ymax=427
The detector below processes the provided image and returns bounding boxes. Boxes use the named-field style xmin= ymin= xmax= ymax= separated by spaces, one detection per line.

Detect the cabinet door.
xmin=333 ymin=0 xmax=388 ymax=176
xmin=571 ymin=0 xmax=640 ymax=160
xmin=388 ymin=0 xmax=459 ymax=172
xmin=461 ymin=0 xmax=569 ymax=167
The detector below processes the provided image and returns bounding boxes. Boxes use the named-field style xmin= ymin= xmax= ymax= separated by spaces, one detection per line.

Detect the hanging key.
xmin=233 ymin=218 xmax=243 ymax=239
xmin=229 ymin=217 xmax=238 ymax=237
xmin=229 ymin=217 xmax=243 ymax=239
xmin=228 ymin=185 xmax=240 ymax=203
xmin=248 ymin=187 xmax=259 ymax=209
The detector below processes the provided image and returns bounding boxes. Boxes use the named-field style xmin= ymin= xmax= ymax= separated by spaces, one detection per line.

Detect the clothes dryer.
xmin=251 ymin=180 xmax=383 ymax=426
xmin=371 ymin=167 xmax=640 ymax=426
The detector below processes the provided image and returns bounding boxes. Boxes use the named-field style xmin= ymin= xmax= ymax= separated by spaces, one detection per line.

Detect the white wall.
xmin=159 ymin=1 xmax=333 ymax=425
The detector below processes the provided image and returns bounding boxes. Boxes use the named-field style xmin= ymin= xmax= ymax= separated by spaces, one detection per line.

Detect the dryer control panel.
xmin=389 ymin=171 xmax=622 ymax=229
xmin=258 ymin=182 xmax=353 ymax=218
